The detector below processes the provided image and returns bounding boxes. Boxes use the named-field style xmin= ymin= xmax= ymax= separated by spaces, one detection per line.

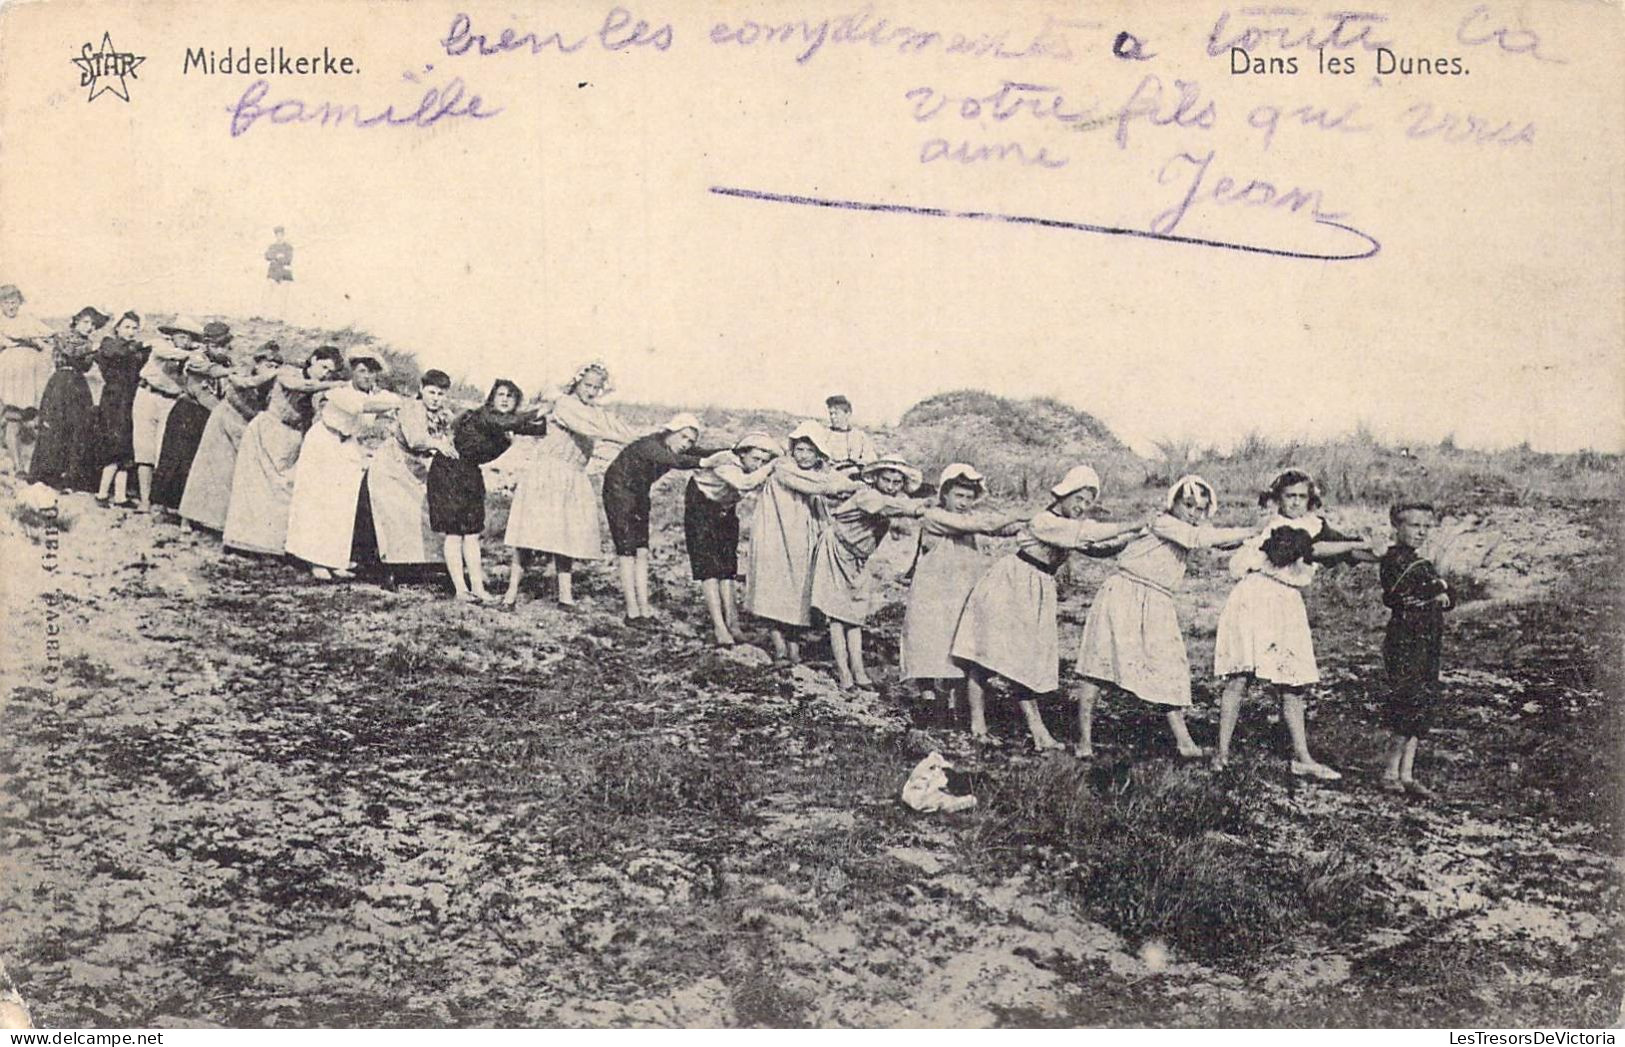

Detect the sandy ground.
xmin=0 ymin=475 xmax=1619 ymax=1027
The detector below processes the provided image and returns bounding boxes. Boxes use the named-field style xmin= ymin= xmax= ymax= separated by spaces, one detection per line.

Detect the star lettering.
xmin=71 ymin=32 xmax=146 ymax=103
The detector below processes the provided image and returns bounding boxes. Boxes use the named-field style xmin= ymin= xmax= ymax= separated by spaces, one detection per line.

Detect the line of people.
xmin=0 ymin=294 xmax=1455 ymax=790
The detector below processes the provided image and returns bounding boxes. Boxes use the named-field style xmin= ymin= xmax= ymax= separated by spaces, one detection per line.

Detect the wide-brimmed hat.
xmin=863 ymin=456 xmax=923 ymax=491
xmin=664 ymin=411 xmax=703 ymax=435
xmin=938 ymin=463 xmax=987 ymax=498
xmin=71 ymin=306 xmax=112 ymax=329
xmin=1051 ymin=464 xmax=1101 ymax=500
xmin=734 ymin=431 xmax=784 ymax=457
xmin=157 ymin=316 xmax=203 ymax=338
xmin=0 ymin=285 xmax=22 ymax=303
xmin=345 ymin=346 xmax=387 ymax=372
xmin=787 ymin=420 xmax=838 ymax=460
xmin=199 ymin=321 xmax=233 ymax=346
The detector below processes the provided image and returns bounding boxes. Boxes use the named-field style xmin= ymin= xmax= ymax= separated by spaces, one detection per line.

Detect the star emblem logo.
xmin=71 ymin=32 xmax=146 ymax=103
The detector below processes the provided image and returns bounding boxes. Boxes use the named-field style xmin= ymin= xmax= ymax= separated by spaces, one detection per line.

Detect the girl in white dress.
xmin=503 ymin=362 xmax=642 ymax=607
xmin=1073 ymin=475 xmax=1255 ymax=759
xmin=1211 ymin=469 xmax=1375 ymax=778
xmin=949 ymin=465 xmax=1143 ymax=751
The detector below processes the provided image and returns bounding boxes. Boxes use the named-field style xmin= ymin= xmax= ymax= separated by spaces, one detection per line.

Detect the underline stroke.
xmin=708 ymin=186 xmax=1381 ymax=262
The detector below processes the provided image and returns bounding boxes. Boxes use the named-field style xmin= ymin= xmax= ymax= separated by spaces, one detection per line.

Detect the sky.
xmin=3 ymin=0 xmax=1621 ymax=455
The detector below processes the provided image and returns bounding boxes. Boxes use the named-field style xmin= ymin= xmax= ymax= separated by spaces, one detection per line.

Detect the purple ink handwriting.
xmin=1206 ymin=8 xmax=1394 ymax=56
xmin=904 ymin=81 xmax=1105 ymax=126
xmin=706 ymin=8 xmax=1124 ymax=65
xmin=1247 ymin=101 xmax=1371 ymax=150
xmin=440 ymin=7 xmax=671 ymax=58
xmin=227 ymin=73 xmax=502 ymax=137
xmin=1149 ymin=148 xmax=1362 ymax=251
xmin=1115 ymin=75 xmax=1216 ymax=150
xmin=1456 ymin=4 xmax=1564 ymax=63
xmin=709 ymin=183 xmax=1379 ymax=262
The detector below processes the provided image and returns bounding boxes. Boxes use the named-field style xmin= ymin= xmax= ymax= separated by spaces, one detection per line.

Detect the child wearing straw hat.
xmin=684 ymin=432 xmax=782 ymax=646
xmin=1073 ymin=475 xmax=1256 ymax=760
xmin=744 ymin=421 xmax=858 ymax=664
xmin=504 ymin=361 xmax=642 ymax=608
xmin=600 ymin=412 xmax=725 ymax=623
xmin=949 ymin=465 xmax=1144 ymax=751
xmin=900 ymin=463 xmax=1026 ymax=718
xmin=809 ymin=456 xmax=932 ymax=692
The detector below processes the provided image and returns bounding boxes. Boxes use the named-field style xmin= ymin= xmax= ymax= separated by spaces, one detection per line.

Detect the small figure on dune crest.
xmin=1073 ymin=474 xmax=1257 ymax=760
xmin=949 ymin=465 xmax=1143 ymax=753
xmin=1211 ymin=469 xmax=1378 ymax=780
xmin=818 ymin=393 xmax=877 ymax=479
xmin=683 ymin=432 xmax=781 ymax=647
xmin=810 ymin=455 xmax=932 ymax=693
xmin=1377 ymin=501 xmax=1454 ymax=801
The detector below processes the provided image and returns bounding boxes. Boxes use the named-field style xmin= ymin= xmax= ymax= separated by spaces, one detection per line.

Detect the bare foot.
xmin=468 ymin=591 xmax=492 ymax=604
xmin=310 ymin=567 xmax=333 ymax=581
xmin=1210 ymin=754 xmax=1230 ymax=771
xmin=1073 ymin=744 xmax=1095 ymax=760
xmin=1177 ymin=744 xmax=1210 ymax=759
xmin=454 ymin=591 xmax=478 ymax=603
xmin=1031 ymin=736 xmax=1066 ymax=753
xmin=500 ymin=591 xmax=519 ymax=608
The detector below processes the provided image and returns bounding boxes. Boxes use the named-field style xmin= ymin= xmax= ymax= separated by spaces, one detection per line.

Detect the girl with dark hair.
xmin=222 ymin=347 xmax=346 ymax=555
xmin=429 ymin=379 xmax=548 ymax=602
xmin=684 ymin=432 xmax=781 ymax=646
xmin=179 ymin=342 xmax=282 ymax=531
xmin=1210 ymin=469 xmax=1376 ymax=778
xmin=31 ymin=306 xmax=108 ymax=491
xmin=365 ymin=368 xmax=460 ymax=573
xmin=92 ymin=312 xmax=149 ymax=506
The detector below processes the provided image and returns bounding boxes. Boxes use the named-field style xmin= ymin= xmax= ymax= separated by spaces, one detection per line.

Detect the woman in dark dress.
xmin=31 ymin=306 xmax=108 ymax=492
xmin=93 ymin=312 xmax=149 ymax=506
xmin=150 ymin=321 xmax=233 ymax=512
xmin=427 ymin=379 xmax=548 ymax=602
xmin=601 ymin=412 xmax=722 ymax=622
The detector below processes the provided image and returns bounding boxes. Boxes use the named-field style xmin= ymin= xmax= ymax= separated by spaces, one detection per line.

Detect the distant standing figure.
xmin=819 ymin=394 xmax=877 ymax=478
xmin=30 ymin=306 xmax=109 ymax=492
xmin=503 ymin=362 xmax=641 ymax=607
xmin=265 ymin=227 xmax=293 ymax=283
xmin=0 ymin=285 xmax=57 ymax=476
xmin=92 ymin=312 xmax=149 ymax=506
xmin=1376 ymin=502 xmax=1454 ymax=800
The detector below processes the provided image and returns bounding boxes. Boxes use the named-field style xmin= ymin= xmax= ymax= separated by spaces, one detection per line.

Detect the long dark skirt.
xmin=427 ymin=455 xmax=485 ymax=536
xmin=30 ymin=370 xmax=98 ymax=491
xmin=150 ymin=398 xmax=212 ymax=509
xmin=95 ymin=375 xmax=140 ymax=468
xmin=683 ymin=478 xmax=740 ymax=580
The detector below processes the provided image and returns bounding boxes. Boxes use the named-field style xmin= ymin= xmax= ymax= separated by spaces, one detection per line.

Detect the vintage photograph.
xmin=0 ymin=0 xmax=1620 ymax=1030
